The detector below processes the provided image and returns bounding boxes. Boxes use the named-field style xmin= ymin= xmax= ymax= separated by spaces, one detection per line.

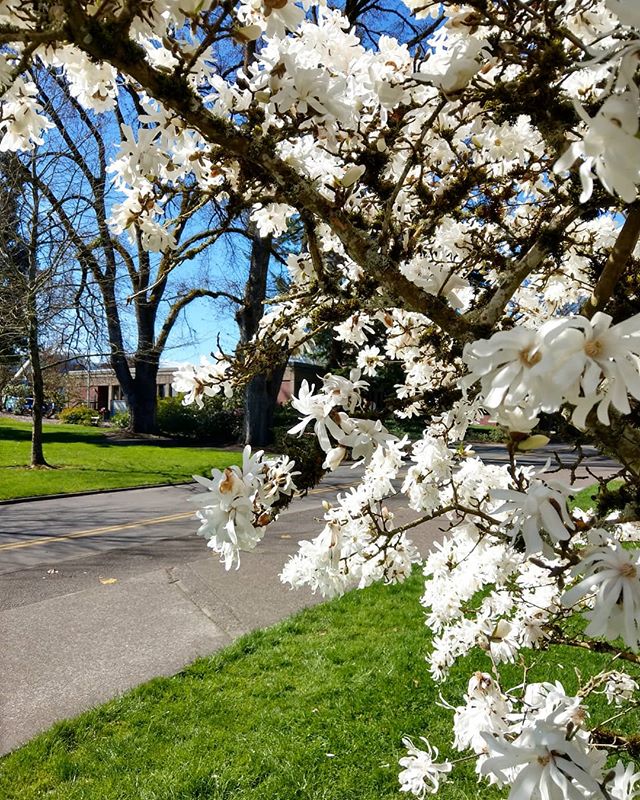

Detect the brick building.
xmin=65 ymin=365 xmax=177 ymax=415
xmin=65 ymin=361 xmax=323 ymax=415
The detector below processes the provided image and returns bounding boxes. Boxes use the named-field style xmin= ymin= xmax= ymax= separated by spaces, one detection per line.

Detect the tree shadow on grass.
xmin=0 ymin=426 xmax=110 ymax=447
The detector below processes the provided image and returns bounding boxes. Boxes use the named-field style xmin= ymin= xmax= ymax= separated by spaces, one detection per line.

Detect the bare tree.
xmin=0 ymin=152 xmax=81 ymax=466
xmin=20 ymin=69 xmax=244 ymax=434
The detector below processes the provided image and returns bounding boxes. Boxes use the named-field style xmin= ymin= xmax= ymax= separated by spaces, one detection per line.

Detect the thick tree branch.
xmin=154 ymin=288 xmax=243 ymax=355
xmin=52 ymin=3 xmax=473 ymax=342
xmin=468 ymin=206 xmax=583 ymax=329
xmin=583 ymin=202 xmax=640 ymax=319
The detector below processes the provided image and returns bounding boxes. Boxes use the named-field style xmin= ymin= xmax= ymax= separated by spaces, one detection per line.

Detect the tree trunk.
xmin=244 ymin=363 xmax=287 ymax=446
xmin=127 ymin=358 xmax=159 ymax=434
xmin=29 ymin=352 xmax=47 ymax=467
xmin=236 ymin=228 xmax=288 ymax=446
xmin=27 ymin=290 xmax=47 ymax=467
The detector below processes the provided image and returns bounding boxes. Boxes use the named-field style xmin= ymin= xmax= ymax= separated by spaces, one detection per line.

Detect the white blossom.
xmin=398 ymin=737 xmax=452 ymax=797
xmin=561 ymin=542 xmax=640 ymax=651
xmin=481 ymin=720 xmax=604 ymax=800
xmin=604 ymin=672 xmax=639 ymax=705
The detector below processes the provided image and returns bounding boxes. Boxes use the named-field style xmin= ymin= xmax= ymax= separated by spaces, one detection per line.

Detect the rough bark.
xmin=28 ymin=307 xmax=47 ymax=467
xmin=235 ymin=229 xmax=286 ymax=446
xmin=128 ymin=357 xmax=160 ymax=434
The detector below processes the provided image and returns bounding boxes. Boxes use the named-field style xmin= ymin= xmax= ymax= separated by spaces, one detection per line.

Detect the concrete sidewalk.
xmin=0 ymin=482 xmax=443 ymax=756
xmin=0 ymin=443 xmax=619 ymax=756
xmin=0 ymin=545 xmax=323 ymax=755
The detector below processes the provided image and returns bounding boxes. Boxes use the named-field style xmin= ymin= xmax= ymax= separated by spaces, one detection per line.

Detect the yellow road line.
xmin=0 ymin=511 xmax=194 ymax=552
xmin=0 ymin=480 xmax=358 ymax=553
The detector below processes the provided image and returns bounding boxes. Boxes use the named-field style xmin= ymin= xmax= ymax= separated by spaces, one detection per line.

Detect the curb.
xmin=0 ymin=480 xmax=197 ymax=506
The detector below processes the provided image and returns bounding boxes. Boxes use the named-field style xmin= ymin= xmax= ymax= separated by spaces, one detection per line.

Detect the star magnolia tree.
xmin=4 ymin=0 xmax=640 ymax=796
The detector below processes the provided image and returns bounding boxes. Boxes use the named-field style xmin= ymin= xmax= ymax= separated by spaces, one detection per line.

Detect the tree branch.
xmin=583 ymin=202 xmax=640 ymax=319
xmin=155 ymin=288 xmax=243 ymax=355
xmin=54 ymin=3 xmax=474 ymax=343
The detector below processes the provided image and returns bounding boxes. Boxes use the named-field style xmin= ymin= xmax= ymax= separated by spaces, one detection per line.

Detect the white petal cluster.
xmin=398 ymin=737 xmax=452 ymax=797
xmin=0 ymin=79 xmax=53 ymax=153
xmin=604 ymin=671 xmax=639 ymax=705
xmin=492 ymin=476 xmax=575 ymax=556
xmin=555 ymin=93 xmax=640 ymax=203
xmin=194 ymin=446 xmax=298 ymax=569
xmin=481 ymin=718 xmax=603 ymax=800
xmin=479 ymin=682 xmax=608 ymax=800
xmin=464 ymin=312 xmax=640 ymax=429
xmin=561 ymin=541 xmax=640 ymax=651
xmin=288 ymin=372 xmax=396 ymax=463
xmin=172 ymin=357 xmax=234 ymax=407
xmin=280 ymin=442 xmax=420 ymax=597
xmin=5 ymin=2 xmax=640 ymax=796
xmin=452 ymin=672 xmax=512 ymax=754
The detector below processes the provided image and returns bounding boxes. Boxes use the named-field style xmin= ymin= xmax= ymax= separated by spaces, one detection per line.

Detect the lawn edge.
xmin=0 ymin=479 xmax=196 ymax=505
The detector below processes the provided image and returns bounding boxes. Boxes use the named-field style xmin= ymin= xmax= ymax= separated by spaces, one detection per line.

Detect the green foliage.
xmin=383 ymin=416 xmax=426 ymax=441
xmin=156 ymin=395 xmax=243 ymax=444
xmin=58 ymin=405 xmax=96 ymax=425
xmin=110 ymin=411 xmax=130 ymax=430
xmin=272 ymin=404 xmax=326 ymax=491
xmin=464 ymin=424 xmax=505 ymax=443
xmin=0 ymin=418 xmax=241 ymax=500
xmin=572 ymin=480 xmax=625 ymax=512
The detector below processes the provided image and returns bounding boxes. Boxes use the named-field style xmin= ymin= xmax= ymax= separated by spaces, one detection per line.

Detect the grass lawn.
xmin=0 ymin=418 xmax=241 ymax=500
xmin=1 ymin=573 xmax=638 ymax=800
xmin=573 ymin=479 xmax=624 ymax=512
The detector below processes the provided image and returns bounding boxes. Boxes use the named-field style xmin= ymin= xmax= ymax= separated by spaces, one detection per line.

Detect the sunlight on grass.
xmin=0 ymin=419 xmax=241 ymax=500
xmin=1 ymin=573 xmax=638 ymax=800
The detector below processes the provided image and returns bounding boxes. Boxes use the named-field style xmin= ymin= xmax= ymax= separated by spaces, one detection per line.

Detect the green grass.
xmin=1 ymin=574 xmax=638 ymax=800
xmin=0 ymin=419 xmax=241 ymax=500
xmin=572 ymin=479 xmax=624 ymax=511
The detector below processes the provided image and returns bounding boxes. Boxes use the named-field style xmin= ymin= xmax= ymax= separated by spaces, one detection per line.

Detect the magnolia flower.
xmin=0 ymin=80 xmax=54 ymax=152
xmin=554 ymin=93 xmax=640 ymax=203
xmin=481 ymin=720 xmax=603 ymax=800
xmin=288 ymin=380 xmax=344 ymax=451
xmin=356 ymin=345 xmax=384 ymax=376
xmin=172 ymin=358 xmax=231 ymax=407
xmin=604 ymin=672 xmax=638 ymax=705
xmin=514 ymin=682 xmax=587 ymax=732
xmin=462 ymin=326 xmax=556 ymax=413
xmin=492 ymin=406 xmax=540 ymax=433
xmin=322 ymin=445 xmax=347 ymax=470
xmin=334 ymin=313 xmax=375 ymax=345
xmin=323 ymin=370 xmax=368 ymax=413
xmin=260 ymin=455 xmax=299 ymax=504
xmin=193 ymin=447 xmax=295 ymax=569
xmin=416 ymin=30 xmax=491 ymax=94
xmin=250 ymin=202 xmax=296 ymax=237
xmin=543 ymin=311 xmax=640 ymax=426
xmin=452 ymin=673 xmax=511 ymax=753
xmin=561 ymin=542 xmax=640 ymax=651
xmin=608 ymin=759 xmax=640 ymax=800
xmin=400 ymin=258 xmax=472 ymax=310
xmin=492 ymin=478 xmax=574 ymax=556
xmin=398 ymin=737 xmax=452 ymax=797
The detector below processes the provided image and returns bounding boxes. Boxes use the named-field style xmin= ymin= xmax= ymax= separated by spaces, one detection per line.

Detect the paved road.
xmin=0 ymin=444 xmax=620 ymax=755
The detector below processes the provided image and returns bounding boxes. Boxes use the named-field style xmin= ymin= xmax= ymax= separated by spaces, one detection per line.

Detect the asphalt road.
xmin=0 ymin=443 xmax=620 ymax=754
xmin=0 ymin=442 xmax=618 ymax=575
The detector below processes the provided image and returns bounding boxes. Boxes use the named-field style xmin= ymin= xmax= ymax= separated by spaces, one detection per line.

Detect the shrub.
xmin=156 ymin=395 xmax=242 ymax=444
xmin=111 ymin=411 xmax=130 ymax=430
xmin=59 ymin=405 xmax=97 ymax=425
xmin=273 ymin=404 xmax=326 ymax=491
xmin=463 ymin=424 xmax=505 ymax=443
